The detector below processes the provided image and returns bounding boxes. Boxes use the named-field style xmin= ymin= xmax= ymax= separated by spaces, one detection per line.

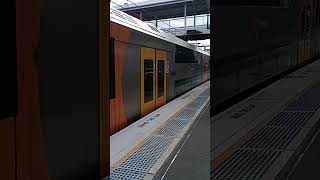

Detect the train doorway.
xmin=140 ymin=47 xmax=167 ymax=116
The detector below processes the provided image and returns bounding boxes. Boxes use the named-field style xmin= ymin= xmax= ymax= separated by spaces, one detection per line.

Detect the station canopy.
xmin=112 ymin=0 xmax=209 ymax=21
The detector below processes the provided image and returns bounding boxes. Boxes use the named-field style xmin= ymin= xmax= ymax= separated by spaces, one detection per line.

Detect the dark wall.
xmin=0 ymin=118 xmax=15 ymax=180
xmin=213 ymin=5 xmax=298 ymax=59
xmin=37 ymin=0 xmax=100 ymax=179
xmin=1 ymin=0 xmax=17 ymax=118
xmin=1 ymin=2 xmax=17 ymax=174
xmin=210 ymin=0 xmax=320 ymax=111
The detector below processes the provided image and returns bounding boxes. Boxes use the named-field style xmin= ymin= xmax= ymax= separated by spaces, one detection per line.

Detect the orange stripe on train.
xmin=110 ymin=23 xmax=131 ymax=134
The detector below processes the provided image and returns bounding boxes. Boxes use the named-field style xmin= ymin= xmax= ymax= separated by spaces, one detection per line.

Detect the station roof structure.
xmin=111 ymin=0 xmax=210 ymax=48
xmin=114 ymin=0 xmax=209 ymax=21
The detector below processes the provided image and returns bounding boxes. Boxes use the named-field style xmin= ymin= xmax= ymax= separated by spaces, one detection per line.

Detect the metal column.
xmin=184 ymin=3 xmax=187 ymax=28
xmin=140 ymin=10 xmax=142 ymax=20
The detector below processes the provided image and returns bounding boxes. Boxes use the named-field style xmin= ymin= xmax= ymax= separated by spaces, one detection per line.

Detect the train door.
xmin=141 ymin=47 xmax=167 ymax=116
xmin=141 ymin=47 xmax=156 ymax=116
xmin=156 ymin=50 xmax=167 ymax=108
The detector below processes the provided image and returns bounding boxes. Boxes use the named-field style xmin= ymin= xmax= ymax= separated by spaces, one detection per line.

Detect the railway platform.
xmin=211 ymin=59 xmax=320 ymax=179
xmin=105 ymin=81 xmax=210 ymax=180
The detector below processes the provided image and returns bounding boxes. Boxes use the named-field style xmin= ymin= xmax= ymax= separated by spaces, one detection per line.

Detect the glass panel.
xmin=204 ymin=15 xmax=208 ymax=25
xmin=157 ymin=20 xmax=169 ymax=29
xmin=147 ymin=21 xmax=156 ymax=27
xmin=195 ymin=16 xmax=204 ymax=25
xmin=170 ymin=18 xmax=184 ymax=28
xmin=144 ymin=59 xmax=154 ymax=103
xmin=157 ymin=60 xmax=165 ymax=97
xmin=186 ymin=17 xmax=194 ymax=27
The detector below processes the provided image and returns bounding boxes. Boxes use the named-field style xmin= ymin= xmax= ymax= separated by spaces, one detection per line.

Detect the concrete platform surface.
xmin=108 ymin=81 xmax=210 ymax=180
xmin=211 ymin=59 xmax=320 ymax=179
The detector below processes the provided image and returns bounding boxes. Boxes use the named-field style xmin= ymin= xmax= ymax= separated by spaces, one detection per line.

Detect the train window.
xmin=195 ymin=52 xmax=202 ymax=64
xmin=144 ymin=59 xmax=154 ymax=103
xmin=157 ymin=60 xmax=165 ymax=97
xmin=109 ymin=38 xmax=115 ymax=99
xmin=175 ymin=45 xmax=196 ymax=63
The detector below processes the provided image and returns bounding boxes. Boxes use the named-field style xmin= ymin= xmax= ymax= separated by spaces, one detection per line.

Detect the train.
xmin=110 ymin=7 xmax=210 ymax=134
xmin=211 ymin=0 xmax=320 ymax=114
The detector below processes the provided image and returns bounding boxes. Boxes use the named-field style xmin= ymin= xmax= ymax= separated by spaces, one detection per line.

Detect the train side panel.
xmin=110 ymin=23 xmax=130 ymax=134
xmin=175 ymin=52 xmax=210 ymax=96
xmin=122 ymin=42 xmax=141 ymax=125
xmin=110 ymin=22 xmax=176 ymax=133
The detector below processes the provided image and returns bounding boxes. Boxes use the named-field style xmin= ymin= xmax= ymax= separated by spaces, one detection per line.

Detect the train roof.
xmin=110 ymin=7 xmax=210 ymax=56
